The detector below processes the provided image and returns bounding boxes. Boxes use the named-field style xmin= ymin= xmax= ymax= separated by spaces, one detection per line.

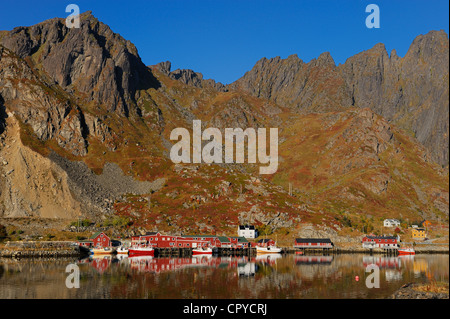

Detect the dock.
xmin=154 ymin=247 xmax=256 ymax=257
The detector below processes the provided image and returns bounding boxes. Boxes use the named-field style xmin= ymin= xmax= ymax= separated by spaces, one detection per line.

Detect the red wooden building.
xmin=294 ymin=238 xmax=334 ymax=249
xmin=131 ymin=232 xmax=210 ymax=249
xmin=86 ymin=232 xmax=111 ymax=248
xmin=362 ymin=235 xmax=398 ymax=249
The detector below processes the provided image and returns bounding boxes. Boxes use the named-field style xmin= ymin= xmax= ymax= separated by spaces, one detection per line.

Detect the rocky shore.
xmin=0 ymin=241 xmax=87 ymax=258
xmin=390 ymin=283 xmax=449 ymax=299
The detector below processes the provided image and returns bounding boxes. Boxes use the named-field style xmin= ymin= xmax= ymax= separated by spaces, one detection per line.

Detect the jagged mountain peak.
xmin=0 ymin=11 xmax=158 ymax=118
xmin=229 ymin=30 xmax=449 ymax=166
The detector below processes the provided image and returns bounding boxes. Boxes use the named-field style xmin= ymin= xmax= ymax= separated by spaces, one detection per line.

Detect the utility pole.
xmin=288 ymin=183 xmax=293 ymax=196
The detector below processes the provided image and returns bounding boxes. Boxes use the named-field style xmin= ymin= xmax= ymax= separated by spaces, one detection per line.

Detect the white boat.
xmin=256 ymin=246 xmax=282 ymax=254
xmin=90 ymin=246 xmax=116 ymax=255
xmin=192 ymin=247 xmax=213 ymax=255
xmin=116 ymin=246 xmax=129 ymax=254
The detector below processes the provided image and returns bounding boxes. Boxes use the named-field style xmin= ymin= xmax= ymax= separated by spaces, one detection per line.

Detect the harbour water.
xmin=0 ymin=254 xmax=448 ymax=299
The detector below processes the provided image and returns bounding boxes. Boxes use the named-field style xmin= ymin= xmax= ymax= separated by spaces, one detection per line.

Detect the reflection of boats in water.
xmin=90 ymin=246 xmax=116 ymax=255
xmin=237 ymin=263 xmax=257 ymax=277
xmin=295 ymin=255 xmax=333 ymax=265
xmin=128 ymin=246 xmax=154 ymax=257
xmin=255 ymin=253 xmax=282 ymax=264
xmin=256 ymin=246 xmax=282 ymax=254
xmin=192 ymin=247 xmax=212 ymax=255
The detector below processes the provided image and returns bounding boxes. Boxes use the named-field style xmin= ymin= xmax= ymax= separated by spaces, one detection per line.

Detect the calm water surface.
xmin=0 ymin=254 xmax=448 ymax=299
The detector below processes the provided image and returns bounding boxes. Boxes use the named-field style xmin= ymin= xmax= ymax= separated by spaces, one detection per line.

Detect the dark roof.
xmin=239 ymin=225 xmax=255 ymax=230
xmin=258 ymin=239 xmax=273 ymax=243
xmin=237 ymin=237 xmax=249 ymax=243
xmin=182 ymin=235 xmax=217 ymax=238
xmin=365 ymin=236 xmax=397 ymax=240
xmin=145 ymin=232 xmax=159 ymax=236
xmin=217 ymin=236 xmax=230 ymax=243
xmin=295 ymin=238 xmax=333 ymax=243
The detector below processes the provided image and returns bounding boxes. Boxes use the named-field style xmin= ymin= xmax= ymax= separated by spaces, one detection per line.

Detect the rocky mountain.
xmin=0 ymin=11 xmax=158 ymax=118
xmin=155 ymin=61 xmax=227 ymax=91
xmin=0 ymin=12 xmax=448 ymax=238
xmin=230 ymin=31 xmax=449 ymax=167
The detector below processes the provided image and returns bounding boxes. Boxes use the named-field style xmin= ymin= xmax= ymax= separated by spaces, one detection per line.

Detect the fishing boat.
xmin=192 ymin=247 xmax=213 ymax=255
xmin=256 ymin=245 xmax=282 ymax=254
xmin=398 ymin=247 xmax=415 ymax=255
xmin=90 ymin=246 xmax=116 ymax=255
xmin=128 ymin=246 xmax=155 ymax=257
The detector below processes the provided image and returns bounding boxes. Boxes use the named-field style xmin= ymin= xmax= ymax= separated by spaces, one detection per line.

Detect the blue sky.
xmin=1 ymin=0 xmax=448 ymax=84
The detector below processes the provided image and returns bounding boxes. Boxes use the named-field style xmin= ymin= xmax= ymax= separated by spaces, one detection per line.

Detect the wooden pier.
xmin=154 ymin=247 xmax=256 ymax=257
xmin=154 ymin=248 xmax=193 ymax=257
xmin=279 ymin=246 xmax=400 ymax=255
xmin=214 ymin=247 xmax=256 ymax=256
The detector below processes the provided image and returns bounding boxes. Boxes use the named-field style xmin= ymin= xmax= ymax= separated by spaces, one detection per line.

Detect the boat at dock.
xmin=398 ymin=247 xmax=415 ymax=255
xmin=128 ymin=246 xmax=155 ymax=257
xmin=256 ymin=246 xmax=282 ymax=254
xmin=90 ymin=246 xmax=116 ymax=255
xmin=192 ymin=247 xmax=213 ymax=255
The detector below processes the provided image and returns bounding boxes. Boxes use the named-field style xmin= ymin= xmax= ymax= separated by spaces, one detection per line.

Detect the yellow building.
xmin=412 ymin=228 xmax=427 ymax=240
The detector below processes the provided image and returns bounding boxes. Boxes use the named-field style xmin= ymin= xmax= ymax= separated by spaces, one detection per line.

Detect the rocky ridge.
xmin=230 ymin=31 xmax=449 ymax=167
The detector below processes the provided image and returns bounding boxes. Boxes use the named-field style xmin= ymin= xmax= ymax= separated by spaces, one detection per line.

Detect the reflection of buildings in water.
xmin=237 ymin=263 xmax=257 ymax=277
xmin=125 ymin=256 xmax=252 ymax=274
xmin=294 ymin=255 xmax=338 ymax=281
xmin=362 ymin=256 xmax=401 ymax=269
xmin=255 ymin=253 xmax=282 ymax=266
xmin=385 ymin=269 xmax=403 ymax=282
xmin=295 ymin=255 xmax=334 ymax=265
xmin=413 ymin=258 xmax=430 ymax=279
xmin=89 ymin=255 xmax=112 ymax=274
xmin=398 ymin=255 xmax=415 ymax=264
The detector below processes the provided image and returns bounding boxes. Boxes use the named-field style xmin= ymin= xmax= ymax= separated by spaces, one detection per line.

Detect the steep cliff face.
xmin=0 ymin=45 xmax=88 ymax=156
xmin=230 ymin=31 xmax=449 ymax=167
xmin=0 ymin=11 xmax=159 ymax=118
xmin=0 ymin=112 xmax=82 ymax=219
xmin=338 ymin=30 xmax=449 ymax=167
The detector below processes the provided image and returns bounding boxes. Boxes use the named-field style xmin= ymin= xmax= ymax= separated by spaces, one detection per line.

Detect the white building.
xmin=238 ymin=225 xmax=258 ymax=239
xmin=383 ymin=219 xmax=401 ymax=228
